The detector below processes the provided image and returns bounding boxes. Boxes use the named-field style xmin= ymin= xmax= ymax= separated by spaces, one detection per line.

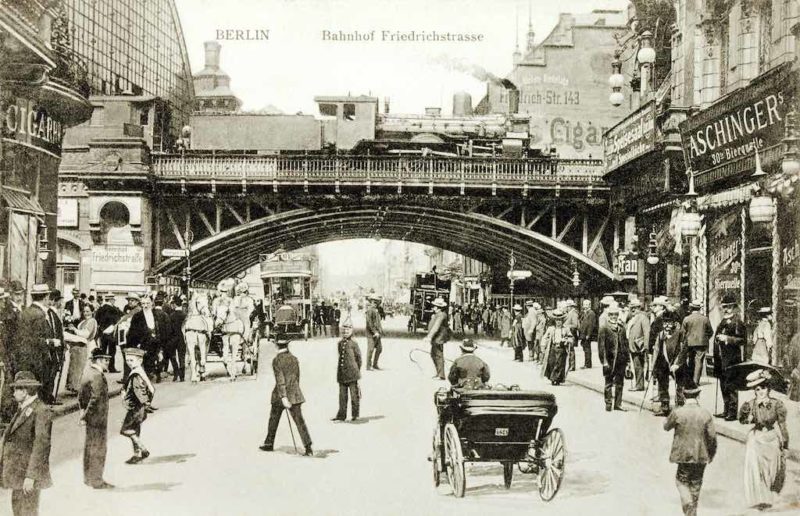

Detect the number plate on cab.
xmin=495 ymin=428 xmax=509 ymax=437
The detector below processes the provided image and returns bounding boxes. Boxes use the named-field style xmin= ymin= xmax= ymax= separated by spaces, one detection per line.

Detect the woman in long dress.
xmin=542 ymin=309 xmax=569 ymax=385
xmin=499 ymin=307 xmax=512 ymax=347
xmin=739 ymin=369 xmax=788 ymax=510
xmin=66 ymin=304 xmax=98 ymax=392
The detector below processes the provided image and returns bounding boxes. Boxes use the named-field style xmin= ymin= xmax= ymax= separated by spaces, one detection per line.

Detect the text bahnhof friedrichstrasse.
xmin=321 ymin=30 xmax=485 ymax=42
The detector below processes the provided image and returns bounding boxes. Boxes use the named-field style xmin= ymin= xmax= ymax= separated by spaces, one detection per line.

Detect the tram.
xmin=260 ymin=252 xmax=314 ymax=339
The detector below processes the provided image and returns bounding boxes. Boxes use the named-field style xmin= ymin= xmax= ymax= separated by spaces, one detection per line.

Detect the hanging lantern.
xmin=637 ymin=31 xmax=656 ymax=64
xmin=609 ymin=50 xmax=624 ymax=107
xmin=681 ymin=210 xmax=702 ymax=237
xmin=646 ymin=230 xmax=659 ymax=265
xmin=571 ymin=269 xmax=580 ymax=287
xmin=749 ymin=192 xmax=775 ymax=224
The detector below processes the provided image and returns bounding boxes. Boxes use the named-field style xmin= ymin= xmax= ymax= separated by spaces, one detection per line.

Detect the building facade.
xmin=55 ymin=0 xmax=195 ymax=296
xmin=1 ymin=0 xmax=92 ymax=297
xmin=606 ymin=0 xmax=800 ymax=375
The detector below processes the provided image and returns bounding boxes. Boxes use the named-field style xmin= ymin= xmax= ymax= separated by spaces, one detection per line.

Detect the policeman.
xmin=448 ymin=339 xmax=490 ymax=389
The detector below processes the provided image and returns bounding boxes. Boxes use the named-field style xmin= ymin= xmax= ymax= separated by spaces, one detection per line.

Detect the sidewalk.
xmin=476 ymin=337 xmax=800 ymax=460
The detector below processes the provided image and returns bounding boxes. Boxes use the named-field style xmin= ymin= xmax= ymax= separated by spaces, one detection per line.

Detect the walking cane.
xmin=639 ymin=374 xmax=652 ymax=412
xmin=284 ymin=408 xmax=299 ymax=454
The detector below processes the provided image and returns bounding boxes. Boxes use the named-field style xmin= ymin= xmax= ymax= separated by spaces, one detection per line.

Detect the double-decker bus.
xmin=260 ymin=252 xmax=315 ymax=339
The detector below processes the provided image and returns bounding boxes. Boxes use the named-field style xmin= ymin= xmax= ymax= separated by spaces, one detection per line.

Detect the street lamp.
xmin=680 ymin=171 xmax=702 ymax=237
xmin=608 ymin=50 xmax=624 ymax=107
xmin=646 ymin=228 xmax=660 ymax=265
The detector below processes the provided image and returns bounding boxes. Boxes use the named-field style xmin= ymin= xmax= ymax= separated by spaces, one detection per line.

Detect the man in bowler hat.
xmin=0 ymin=371 xmax=53 ymax=516
xmin=260 ymin=337 xmax=313 ymax=456
xmin=713 ymin=295 xmax=746 ymax=420
xmin=663 ymin=384 xmax=717 ymax=516
xmin=332 ymin=319 xmax=361 ymax=421
xmin=79 ymin=348 xmax=113 ymax=488
xmin=448 ymin=339 xmax=490 ymax=389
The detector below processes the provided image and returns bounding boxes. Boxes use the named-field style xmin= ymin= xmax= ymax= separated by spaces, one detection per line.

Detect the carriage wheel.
xmin=537 ymin=428 xmax=566 ymax=502
xmin=502 ymin=462 xmax=513 ymax=489
xmin=444 ymin=424 xmax=466 ymax=498
xmin=432 ymin=427 xmax=442 ymax=488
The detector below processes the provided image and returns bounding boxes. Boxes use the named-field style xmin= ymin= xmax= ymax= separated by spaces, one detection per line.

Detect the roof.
xmin=1 ymin=187 xmax=45 ymax=216
xmin=313 ymin=96 xmax=378 ymax=103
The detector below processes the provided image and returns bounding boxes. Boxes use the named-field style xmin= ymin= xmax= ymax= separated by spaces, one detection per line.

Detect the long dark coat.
xmin=79 ymin=365 xmax=109 ymax=484
xmin=598 ymin=322 xmax=630 ymax=376
xmin=0 ymin=398 xmax=53 ymax=490
xmin=337 ymin=337 xmax=362 ymax=384
xmin=271 ymin=350 xmax=305 ymax=405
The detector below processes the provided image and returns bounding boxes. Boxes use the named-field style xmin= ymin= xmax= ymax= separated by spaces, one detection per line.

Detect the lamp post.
xmin=748 ymin=146 xmax=776 ymax=224
xmin=508 ymin=250 xmax=516 ymax=309
xmin=637 ymin=30 xmax=656 ymax=96
xmin=608 ymin=50 xmax=625 ymax=107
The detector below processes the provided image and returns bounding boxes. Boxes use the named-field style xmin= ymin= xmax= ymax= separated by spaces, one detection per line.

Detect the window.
xmin=139 ymin=107 xmax=149 ymax=125
xmin=343 ymin=103 xmax=356 ymax=121
xmin=319 ymin=103 xmax=338 ymax=117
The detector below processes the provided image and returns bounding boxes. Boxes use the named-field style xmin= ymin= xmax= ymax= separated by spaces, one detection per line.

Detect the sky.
xmin=175 ymin=0 xmax=630 ymax=115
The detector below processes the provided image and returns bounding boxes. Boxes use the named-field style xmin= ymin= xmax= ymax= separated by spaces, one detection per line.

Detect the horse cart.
xmin=431 ymin=386 xmax=565 ymax=500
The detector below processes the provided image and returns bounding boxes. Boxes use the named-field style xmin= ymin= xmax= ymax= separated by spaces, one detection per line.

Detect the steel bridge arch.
xmin=153 ymin=203 xmax=615 ymax=288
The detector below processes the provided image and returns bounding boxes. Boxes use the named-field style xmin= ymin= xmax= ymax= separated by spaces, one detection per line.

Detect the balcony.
xmin=152 ymin=154 xmax=607 ymax=193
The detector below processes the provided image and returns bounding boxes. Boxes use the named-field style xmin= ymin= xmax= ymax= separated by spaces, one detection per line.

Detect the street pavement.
xmin=2 ymin=314 xmax=800 ymax=515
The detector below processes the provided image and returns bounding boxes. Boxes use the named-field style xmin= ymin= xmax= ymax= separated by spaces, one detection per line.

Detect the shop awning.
xmin=0 ymin=188 xmax=45 ymax=216
xmin=698 ymin=183 xmax=755 ymax=212
xmin=767 ymin=170 xmax=800 ymax=195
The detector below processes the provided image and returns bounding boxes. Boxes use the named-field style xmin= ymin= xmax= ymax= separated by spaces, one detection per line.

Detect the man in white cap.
xmin=626 ymin=299 xmax=651 ymax=391
xmin=424 ymin=297 xmax=450 ymax=380
xmin=678 ymin=299 xmax=713 ymax=387
xmin=448 ymin=339 xmax=490 ymax=389
xmin=598 ymin=303 xmax=630 ymax=411
xmin=332 ymin=318 xmax=361 ymax=422
xmin=597 ymin=295 xmax=615 ymax=330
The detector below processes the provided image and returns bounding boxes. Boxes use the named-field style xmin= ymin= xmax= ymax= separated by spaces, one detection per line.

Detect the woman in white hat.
xmin=751 ymin=308 xmax=774 ymax=365
xmin=542 ymin=309 xmax=571 ymax=385
xmin=739 ymin=369 xmax=788 ymax=510
xmin=498 ymin=306 xmax=512 ymax=348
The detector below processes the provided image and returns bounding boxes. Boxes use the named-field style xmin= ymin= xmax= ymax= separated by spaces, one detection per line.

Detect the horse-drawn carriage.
xmin=431 ymin=386 xmax=565 ymax=500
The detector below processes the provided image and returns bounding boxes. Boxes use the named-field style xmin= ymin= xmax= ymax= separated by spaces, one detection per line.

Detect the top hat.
xmin=30 ymin=284 xmax=51 ymax=297
xmin=10 ymin=371 xmax=42 ymax=388
xmin=90 ymin=348 xmax=111 ymax=361
xmin=431 ymin=297 xmax=447 ymax=308
xmin=460 ymin=339 xmax=477 ymax=352
xmin=721 ymin=294 xmax=738 ymax=306
xmin=124 ymin=348 xmax=146 ymax=358
xmin=746 ymin=369 xmax=771 ymax=389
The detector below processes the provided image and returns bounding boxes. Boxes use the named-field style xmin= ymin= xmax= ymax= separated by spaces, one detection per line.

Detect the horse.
xmin=212 ymin=294 xmax=247 ymax=381
xmin=183 ymin=293 xmax=212 ymax=383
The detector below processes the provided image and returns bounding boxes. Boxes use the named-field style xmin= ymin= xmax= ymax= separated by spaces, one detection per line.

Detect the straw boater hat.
xmin=629 ymin=298 xmax=642 ymax=308
xmin=600 ymin=295 xmax=614 ymax=306
xmin=460 ymin=339 xmax=477 ymax=352
xmin=9 ymin=371 xmax=41 ymax=388
xmin=30 ymin=284 xmax=50 ymax=297
xmin=525 ymin=300 xmax=534 ymax=307
xmin=689 ymin=298 xmax=702 ymax=310
xmin=606 ymin=303 xmax=621 ymax=314
xmin=432 ymin=297 xmax=447 ymax=308
xmin=746 ymin=369 xmax=771 ymax=389
xmin=126 ymin=292 xmax=141 ymax=301
xmin=125 ymin=348 xmax=145 ymax=358
xmin=512 ymin=304 xmax=522 ymax=311
xmin=651 ymin=295 xmax=669 ymax=307
xmin=550 ymin=308 xmax=565 ymax=319
xmin=564 ymin=299 xmax=576 ymax=307
xmin=758 ymin=307 xmax=772 ymax=315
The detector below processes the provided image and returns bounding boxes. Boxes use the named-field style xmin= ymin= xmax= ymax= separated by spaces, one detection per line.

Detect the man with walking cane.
xmin=260 ymin=337 xmax=313 ymax=456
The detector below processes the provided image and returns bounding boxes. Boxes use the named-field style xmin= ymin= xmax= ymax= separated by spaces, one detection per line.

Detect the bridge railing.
xmin=153 ymin=154 xmax=606 ymax=185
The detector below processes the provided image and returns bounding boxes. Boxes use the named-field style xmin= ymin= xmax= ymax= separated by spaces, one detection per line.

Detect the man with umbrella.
xmin=713 ymin=295 xmax=746 ymax=421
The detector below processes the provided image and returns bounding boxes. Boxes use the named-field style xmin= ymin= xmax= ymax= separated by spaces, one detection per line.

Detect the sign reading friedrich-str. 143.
xmin=679 ymin=63 xmax=795 ymax=175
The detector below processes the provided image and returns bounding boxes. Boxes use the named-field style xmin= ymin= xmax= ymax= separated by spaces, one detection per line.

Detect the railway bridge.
xmin=58 ymin=152 xmax=619 ymax=292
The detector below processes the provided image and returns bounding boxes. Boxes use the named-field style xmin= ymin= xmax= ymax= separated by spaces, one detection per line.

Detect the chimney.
xmin=204 ymin=41 xmax=221 ymax=70
xmin=384 ymin=97 xmax=390 ymax=113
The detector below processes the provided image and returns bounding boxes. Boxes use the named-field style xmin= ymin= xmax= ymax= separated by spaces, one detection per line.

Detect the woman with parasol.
xmin=738 ymin=368 xmax=788 ymax=510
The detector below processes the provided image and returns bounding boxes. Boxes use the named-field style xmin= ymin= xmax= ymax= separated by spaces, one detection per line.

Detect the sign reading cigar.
xmin=679 ymin=63 xmax=795 ymax=182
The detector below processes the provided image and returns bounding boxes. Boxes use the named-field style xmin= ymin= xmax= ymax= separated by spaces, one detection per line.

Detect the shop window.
xmin=319 ymin=103 xmax=338 ymax=117
xmin=343 ymin=103 xmax=356 ymax=121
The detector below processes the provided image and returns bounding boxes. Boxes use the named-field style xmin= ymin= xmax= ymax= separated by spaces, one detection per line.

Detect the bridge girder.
xmin=152 ymin=197 xmax=616 ymax=289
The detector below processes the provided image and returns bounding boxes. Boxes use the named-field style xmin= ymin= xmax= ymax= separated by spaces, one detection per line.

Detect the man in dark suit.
xmin=78 ymin=348 xmax=113 ymax=489
xmin=578 ymin=300 xmax=597 ymax=369
xmin=260 ymin=338 xmax=312 ymax=456
xmin=94 ymin=293 xmax=122 ymax=373
xmin=125 ymin=296 xmax=169 ymax=382
xmin=598 ymin=304 xmax=630 ymax=412
xmin=331 ymin=303 xmax=342 ymax=338
xmin=663 ymin=384 xmax=717 ymax=516
xmin=63 ymin=288 xmax=85 ymax=326
xmin=712 ymin=296 xmax=746 ymax=421
xmin=165 ymin=295 xmax=188 ymax=381
xmin=678 ymin=300 xmax=713 ymax=387
xmin=0 ymin=371 xmax=53 ymax=516
xmin=15 ymin=285 xmax=60 ymax=404
xmin=448 ymin=339 xmax=490 ymax=389
xmin=45 ymin=290 xmax=66 ymax=404
xmin=365 ymin=296 xmax=383 ymax=370
xmin=332 ymin=319 xmax=361 ymax=421
xmin=651 ymin=303 xmax=686 ymax=416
